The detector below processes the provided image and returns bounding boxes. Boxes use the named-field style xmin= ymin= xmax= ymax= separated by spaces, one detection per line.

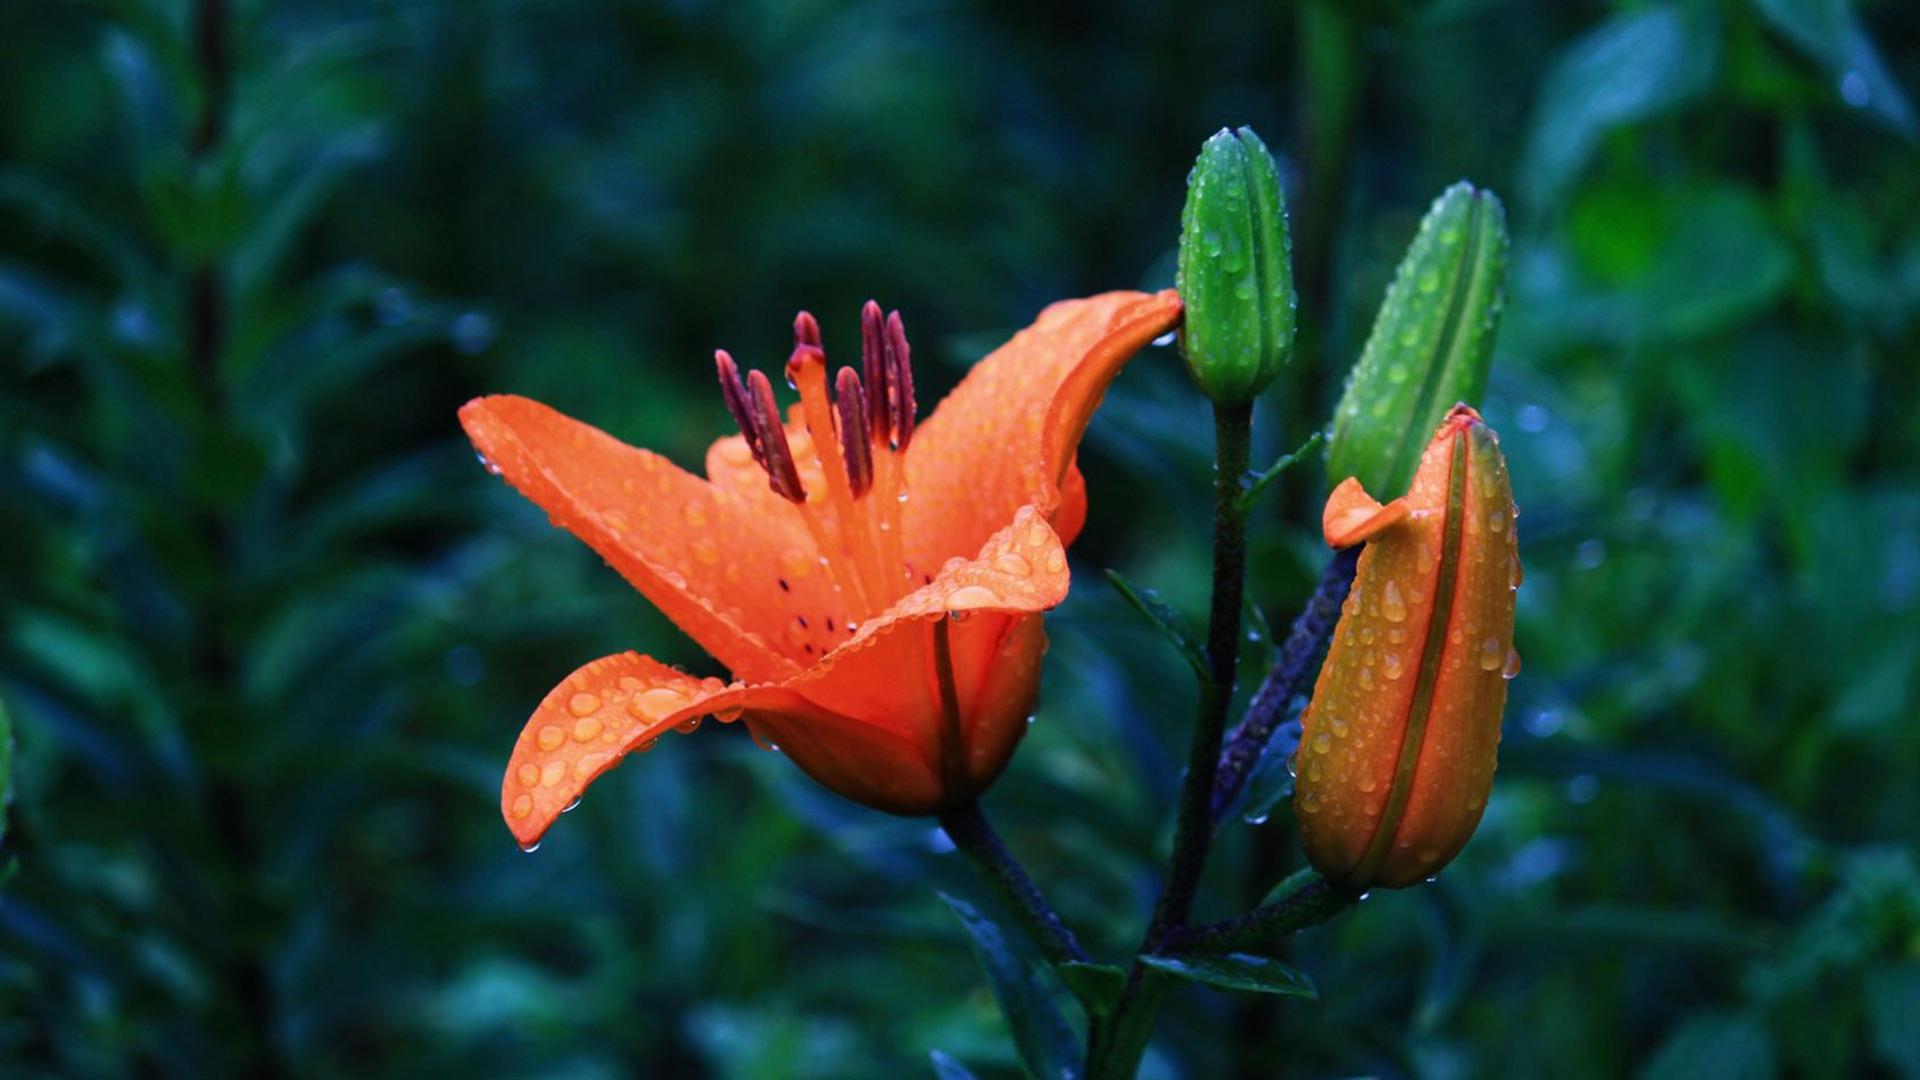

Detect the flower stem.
xmin=1210 ymin=545 xmax=1360 ymax=820
xmin=1087 ymin=401 xmax=1253 ymax=1077
xmin=1164 ymin=871 xmax=1357 ymax=954
xmin=1152 ymin=401 xmax=1254 ymax=935
xmin=937 ymin=801 xmax=1089 ymax=965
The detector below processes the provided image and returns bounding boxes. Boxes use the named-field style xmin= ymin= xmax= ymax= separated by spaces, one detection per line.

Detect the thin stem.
xmin=1211 ymin=546 xmax=1360 ymax=820
xmin=1164 ymin=873 xmax=1356 ymax=954
xmin=1151 ymin=402 xmax=1253 ymax=936
xmin=937 ymin=801 xmax=1090 ymax=965
xmin=1087 ymin=402 xmax=1253 ymax=1077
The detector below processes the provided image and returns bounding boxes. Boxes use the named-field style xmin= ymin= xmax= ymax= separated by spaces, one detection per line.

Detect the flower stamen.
xmin=718 ymin=304 xmax=930 ymax=616
xmin=715 ymin=349 xmax=804 ymax=502
xmin=835 ymin=366 xmax=873 ymax=498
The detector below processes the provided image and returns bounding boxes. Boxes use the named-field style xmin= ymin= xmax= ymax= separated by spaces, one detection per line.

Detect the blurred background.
xmin=3 ymin=0 xmax=1917 ymax=1076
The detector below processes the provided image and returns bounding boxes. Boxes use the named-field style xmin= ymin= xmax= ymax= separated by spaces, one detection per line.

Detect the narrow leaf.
xmin=1104 ymin=570 xmax=1210 ymax=685
xmin=1239 ymin=431 xmax=1323 ymax=512
xmin=1057 ymin=961 xmax=1128 ymax=1018
xmin=1234 ymin=705 xmax=1305 ymax=826
xmin=938 ymin=892 xmax=1081 ymax=1080
xmin=1140 ymin=952 xmax=1318 ymax=999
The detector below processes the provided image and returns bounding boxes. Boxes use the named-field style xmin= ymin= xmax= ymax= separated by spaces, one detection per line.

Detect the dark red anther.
xmin=745 ymin=368 xmax=806 ymax=502
xmin=860 ymin=300 xmax=890 ymax=443
xmin=834 ymin=366 xmax=873 ymax=497
xmin=715 ymin=349 xmax=765 ymax=464
xmin=793 ymin=311 xmax=822 ymax=350
xmin=884 ymin=310 xmax=916 ymax=449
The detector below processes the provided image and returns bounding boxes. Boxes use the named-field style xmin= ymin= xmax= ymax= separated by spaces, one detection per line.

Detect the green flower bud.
xmin=1176 ymin=126 xmax=1296 ymax=406
xmin=1326 ymin=181 xmax=1509 ymax=496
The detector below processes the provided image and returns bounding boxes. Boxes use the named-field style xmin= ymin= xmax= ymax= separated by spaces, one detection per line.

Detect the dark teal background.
xmin=2 ymin=1 xmax=1917 ymax=1076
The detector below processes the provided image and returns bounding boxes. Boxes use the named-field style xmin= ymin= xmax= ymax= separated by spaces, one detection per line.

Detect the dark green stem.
xmin=1087 ymin=402 xmax=1253 ymax=1077
xmin=1151 ymin=402 xmax=1253 ymax=935
xmin=938 ymin=801 xmax=1089 ymax=966
xmin=1164 ymin=873 xmax=1357 ymax=954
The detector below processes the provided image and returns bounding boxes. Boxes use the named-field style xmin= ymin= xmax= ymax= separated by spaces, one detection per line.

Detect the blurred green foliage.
xmin=2 ymin=0 xmax=1917 ymax=1076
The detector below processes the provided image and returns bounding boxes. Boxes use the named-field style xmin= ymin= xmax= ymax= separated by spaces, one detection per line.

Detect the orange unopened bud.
xmin=1295 ymin=404 xmax=1520 ymax=890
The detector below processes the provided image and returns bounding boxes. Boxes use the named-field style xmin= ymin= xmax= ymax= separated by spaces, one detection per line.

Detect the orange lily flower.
xmin=462 ymin=290 xmax=1181 ymax=846
xmin=1295 ymin=404 xmax=1520 ymax=889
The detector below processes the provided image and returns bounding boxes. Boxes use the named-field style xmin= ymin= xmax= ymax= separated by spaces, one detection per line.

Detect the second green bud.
xmin=1326 ymin=181 xmax=1509 ymax=496
xmin=1177 ymin=126 xmax=1296 ymax=407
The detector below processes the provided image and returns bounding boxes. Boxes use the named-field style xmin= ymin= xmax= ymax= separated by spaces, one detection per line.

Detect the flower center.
xmin=715 ymin=302 xmax=919 ymax=624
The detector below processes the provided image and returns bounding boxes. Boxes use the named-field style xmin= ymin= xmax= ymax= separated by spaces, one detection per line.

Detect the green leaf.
xmin=1239 ymin=431 xmax=1323 ymax=512
xmin=1139 ymin=952 xmax=1317 ymax=999
xmin=1057 ymin=961 xmax=1128 ymax=1018
xmin=1235 ymin=717 xmax=1301 ymax=826
xmin=1103 ymin=570 xmax=1210 ymax=685
xmin=1641 ymin=1010 xmax=1775 ymax=1080
xmin=1258 ymin=868 xmax=1321 ymax=908
xmin=1521 ymin=5 xmax=1718 ymax=205
xmin=1751 ymin=0 xmax=1915 ymax=136
xmin=938 ymin=892 xmax=1081 ymax=1080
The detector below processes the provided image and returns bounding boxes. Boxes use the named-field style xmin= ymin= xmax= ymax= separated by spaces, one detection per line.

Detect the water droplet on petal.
xmin=518 ymin=840 xmax=541 ymax=853
xmin=634 ymin=687 xmax=690 ymax=721
xmin=993 ymin=552 xmax=1032 ymax=577
xmin=682 ymin=501 xmax=710 ymax=526
xmin=572 ymin=715 xmax=603 ymax=741
xmin=1503 ymin=646 xmax=1523 ymax=679
xmin=946 ymin=584 xmax=999 ymax=611
xmin=510 ymin=794 xmax=533 ymax=818
xmin=1478 ymin=636 xmax=1504 ymax=671
xmin=1381 ymin=581 xmax=1407 ymax=622
xmin=537 ymin=725 xmax=565 ymax=752
xmin=1382 ymin=653 xmax=1404 ymax=681
xmin=568 ymin=693 xmax=601 ymax=717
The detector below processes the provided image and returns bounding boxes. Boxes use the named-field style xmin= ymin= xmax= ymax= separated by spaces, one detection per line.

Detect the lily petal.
xmin=461 ymin=395 xmax=805 ymax=684
xmin=792 ymin=503 xmax=1067 ymax=730
xmin=500 ymin=505 xmax=1073 ymax=843
xmin=902 ymin=290 xmax=1181 ymax=570
xmin=498 ymin=652 xmax=731 ymax=846
xmin=1323 ymin=476 xmax=1412 ymax=548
